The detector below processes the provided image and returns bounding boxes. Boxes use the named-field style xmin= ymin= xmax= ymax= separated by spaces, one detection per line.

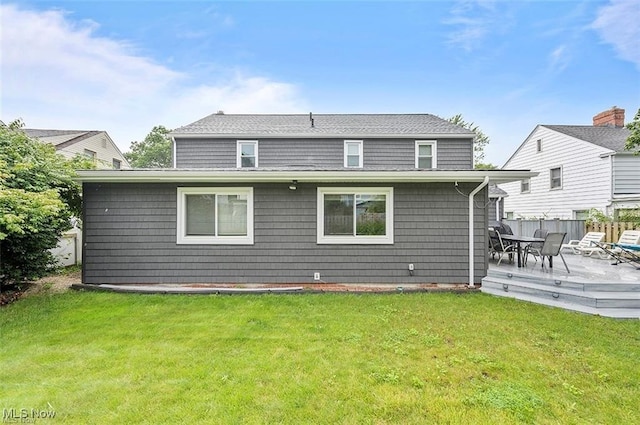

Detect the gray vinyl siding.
xmin=175 ymin=137 xmax=473 ymax=169
xmin=612 ymin=155 xmax=640 ymax=195
xmin=83 ymin=182 xmax=487 ymax=285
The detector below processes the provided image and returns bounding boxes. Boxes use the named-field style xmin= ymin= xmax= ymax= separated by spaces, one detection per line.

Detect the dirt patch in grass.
xmin=1 ymin=269 xmax=80 ymax=306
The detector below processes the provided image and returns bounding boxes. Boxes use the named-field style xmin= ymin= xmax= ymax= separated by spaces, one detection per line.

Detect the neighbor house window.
xmin=237 ymin=141 xmax=258 ymax=168
xmin=177 ymin=187 xmax=253 ymax=244
xmin=84 ymin=149 xmax=97 ymax=161
xmin=344 ymin=140 xmax=363 ymax=168
xmin=536 ymin=139 xmax=542 ymax=152
xmin=415 ymin=140 xmax=437 ymax=169
xmin=317 ymin=187 xmax=393 ymax=244
xmin=574 ymin=210 xmax=589 ymax=220
xmin=521 ymin=178 xmax=530 ymax=193
xmin=112 ymin=159 xmax=121 ymax=169
xmin=550 ymin=167 xmax=562 ymax=189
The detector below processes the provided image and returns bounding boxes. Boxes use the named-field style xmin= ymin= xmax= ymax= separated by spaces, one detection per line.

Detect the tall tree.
xmin=0 ymin=120 xmax=84 ymax=285
xmin=447 ymin=114 xmax=494 ymax=168
xmin=624 ymin=108 xmax=640 ymax=154
xmin=125 ymin=125 xmax=172 ymax=168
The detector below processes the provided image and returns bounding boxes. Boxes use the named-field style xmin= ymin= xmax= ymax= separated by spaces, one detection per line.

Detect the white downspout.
xmin=172 ymin=137 xmax=177 ymax=168
xmin=468 ymin=176 xmax=490 ymax=288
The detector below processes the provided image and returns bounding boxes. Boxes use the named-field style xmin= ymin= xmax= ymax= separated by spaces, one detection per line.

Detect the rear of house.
xmin=79 ymin=113 xmax=533 ymax=286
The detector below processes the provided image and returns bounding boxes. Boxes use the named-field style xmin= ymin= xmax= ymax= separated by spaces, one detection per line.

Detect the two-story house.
xmin=77 ymin=113 xmax=533 ymax=287
xmin=24 ymin=129 xmax=130 ymax=169
xmin=500 ymin=107 xmax=637 ymax=219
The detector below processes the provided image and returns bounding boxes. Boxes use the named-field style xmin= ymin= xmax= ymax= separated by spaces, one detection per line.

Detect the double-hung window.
xmin=344 ymin=140 xmax=363 ymax=168
xmin=317 ymin=187 xmax=393 ymax=244
xmin=177 ymin=187 xmax=254 ymax=244
xmin=415 ymin=141 xmax=437 ymax=169
xmin=521 ymin=178 xmax=530 ymax=193
xmin=237 ymin=141 xmax=258 ymax=168
xmin=550 ymin=167 xmax=562 ymax=190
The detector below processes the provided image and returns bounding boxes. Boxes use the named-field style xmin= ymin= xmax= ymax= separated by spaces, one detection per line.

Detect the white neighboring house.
xmin=23 ymin=129 xmax=130 ymax=170
xmin=23 ymin=129 xmax=131 ymax=266
xmin=500 ymin=107 xmax=637 ymax=219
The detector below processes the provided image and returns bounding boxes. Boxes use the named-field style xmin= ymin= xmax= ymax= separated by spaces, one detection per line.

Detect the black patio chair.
xmin=540 ymin=232 xmax=570 ymax=273
xmin=523 ymin=228 xmax=549 ymax=266
xmin=488 ymin=228 xmax=516 ymax=265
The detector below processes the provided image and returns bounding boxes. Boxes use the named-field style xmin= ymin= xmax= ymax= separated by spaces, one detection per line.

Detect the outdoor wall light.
xmin=289 ymin=180 xmax=298 ymax=190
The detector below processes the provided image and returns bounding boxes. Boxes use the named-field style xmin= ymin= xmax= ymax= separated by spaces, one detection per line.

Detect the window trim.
xmin=344 ymin=140 xmax=363 ymax=168
xmin=520 ymin=178 xmax=530 ymax=193
xmin=536 ymin=139 xmax=542 ymax=153
xmin=176 ymin=187 xmax=254 ymax=245
xmin=550 ymin=166 xmax=563 ymax=190
xmin=415 ymin=140 xmax=437 ymax=169
xmin=236 ymin=140 xmax=259 ymax=168
xmin=317 ymin=187 xmax=394 ymax=245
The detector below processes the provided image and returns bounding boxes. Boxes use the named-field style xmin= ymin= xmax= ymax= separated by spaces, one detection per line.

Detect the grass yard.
xmin=1 ymin=290 xmax=639 ymax=424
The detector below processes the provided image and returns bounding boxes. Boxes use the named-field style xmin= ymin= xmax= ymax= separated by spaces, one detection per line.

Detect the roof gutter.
xmin=468 ymin=176 xmax=490 ymax=288
xmin=75 ymin=169 xmax=536 ymax=184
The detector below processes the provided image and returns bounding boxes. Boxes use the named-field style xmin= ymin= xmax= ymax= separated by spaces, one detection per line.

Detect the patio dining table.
xmin=500 ymin=234 xmax=546 ymax=268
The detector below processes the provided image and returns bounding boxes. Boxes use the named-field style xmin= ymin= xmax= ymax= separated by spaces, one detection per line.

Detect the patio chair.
xmin=578 ymin=230 xmax=640 ymax=259
xmin=523 ymin=228 xmax=549 ymax=265
xmin=540 ymin=232 xmax=570 ymax=273
xmin=488 ymin=228 xmax=516 ymax=265
xmin=560 ymin=232 xmax=605 ymax=255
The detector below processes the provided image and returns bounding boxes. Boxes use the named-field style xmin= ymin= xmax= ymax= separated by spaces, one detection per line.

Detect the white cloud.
xmin=443 ymin=0 xmax=509 ymax=52
xmin=591 ymin=0 xmax=640 ymax=68
xmin=0 ymin=4 xmax=307 ymax=150
xmin=548 ymin=45 xmax=570 ymax=73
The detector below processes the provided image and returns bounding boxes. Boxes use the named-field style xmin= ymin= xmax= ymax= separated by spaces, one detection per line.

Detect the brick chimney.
xmin=593 ymin=106 xmax=625 ymax=127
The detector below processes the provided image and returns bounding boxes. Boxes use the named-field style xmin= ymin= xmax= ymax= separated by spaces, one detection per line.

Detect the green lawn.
xmin=1 ymin=290 xmax=639 ymax=424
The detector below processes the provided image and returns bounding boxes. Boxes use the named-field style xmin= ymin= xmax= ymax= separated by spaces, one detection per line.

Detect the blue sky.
xmin=1 ymin=0 xmax=638 ymax=165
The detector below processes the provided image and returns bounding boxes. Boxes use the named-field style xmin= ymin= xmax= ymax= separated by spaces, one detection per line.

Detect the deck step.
xmin=481 ymin=276 xmax=640 ymax=318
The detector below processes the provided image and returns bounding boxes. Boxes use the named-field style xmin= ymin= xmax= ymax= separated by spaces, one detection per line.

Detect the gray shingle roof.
xmin=171 ymin=113 xmax=475 ymax=137
xmin=543 ymin=125 xmax=631 ymax=152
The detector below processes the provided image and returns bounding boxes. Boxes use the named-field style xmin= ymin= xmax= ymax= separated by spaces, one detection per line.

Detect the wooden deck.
xmin=482 ymin=250 xmax=640 ymax=319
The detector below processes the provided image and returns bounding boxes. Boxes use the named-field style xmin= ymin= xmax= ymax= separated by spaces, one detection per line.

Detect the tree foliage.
xmin=124 ymin=125 xmax=172 ymax=168
xmin=624 ymin=108 xmax=640 ymax=154
xmin=0 ymin=120 xmax=83 ymax=285
xmin=447 ymin=114 xmax=492 ymax=168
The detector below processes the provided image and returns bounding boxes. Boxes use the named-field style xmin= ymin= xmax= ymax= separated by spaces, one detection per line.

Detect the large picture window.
xmin=317 ymin=187 xmax=393 ymax=244
xmin=177 ymin=187 xmax=254 ymax=244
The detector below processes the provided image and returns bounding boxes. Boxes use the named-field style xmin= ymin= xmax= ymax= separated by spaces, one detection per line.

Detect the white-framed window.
xmin=317 ymin=187 xmax=393 ymax=244
xmin=415 ymin=140 xmax=437 ymax=169
xmin=176 ymin=187 xmax=254 ymax=245
xmin=83 ymin=149 xmax=97 ymax=160
xmin=550 ymin=167 xmax=562 ymax=190
xmin=344 ymin=140 xmax=363 ymax=168
xmin=520 ymin=178 xmax=530 ymax=193
xmin=536 ymin=139 xmax=542 ymax=153
xmin=237 ymin=141 xmax=258 ymax=168
xmin=112 ymin=159 xmax=121 ymax=169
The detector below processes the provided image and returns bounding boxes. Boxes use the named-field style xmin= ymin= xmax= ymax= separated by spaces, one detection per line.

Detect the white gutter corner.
xmin=468 ymin=176 xmax=490 ymax=288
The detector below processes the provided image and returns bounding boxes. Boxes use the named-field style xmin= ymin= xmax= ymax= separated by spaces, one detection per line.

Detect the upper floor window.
xmin=84 ymin=149 xmax=97 ymax=161
xmin=317 ymin=187 xmax=393 ymax=244
xmin=112 ymin=159 xmax=121 ymax=169
xmin=536 ymin=139 xmax=542 ymax=153
xmin=176 ymin=187 xmax=254 ymax=245
xmin=520 ymin=178 xmax=530 ymax=193
xmin=550 ymin=167 xmax=562 ymax=190
xmin=237 ymin=141 xmax=258 ymax=168
xmin=344 ymin=140 xmax=363 ymax=168
xmin=415 ymin=140 xmax=437 ymax=169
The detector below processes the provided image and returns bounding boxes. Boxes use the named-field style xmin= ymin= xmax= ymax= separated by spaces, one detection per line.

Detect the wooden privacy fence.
xmin=502 ymin=219 xmax=639 ymax=244
xmin=586 ymin=222 xmax=640 ymax=243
